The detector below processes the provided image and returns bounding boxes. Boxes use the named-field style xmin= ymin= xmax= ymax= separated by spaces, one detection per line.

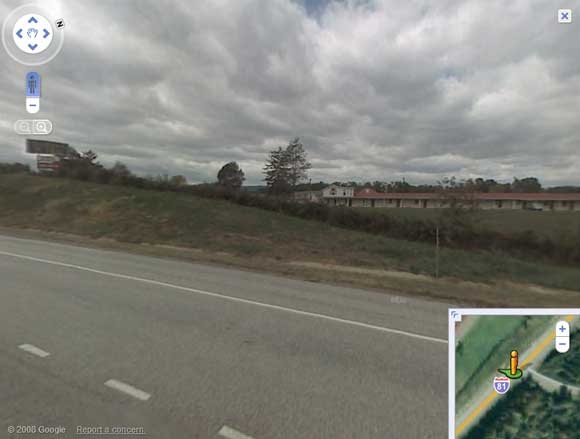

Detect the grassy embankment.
xmin=357 ymin=207 xmax=580 ymax=242
xmin=1 ymin=173 xmax=580 ymax=305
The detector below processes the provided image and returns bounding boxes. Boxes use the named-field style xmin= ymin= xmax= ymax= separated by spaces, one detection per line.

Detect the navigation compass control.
xmin=12 ymin=14 xmax=53 ymax=54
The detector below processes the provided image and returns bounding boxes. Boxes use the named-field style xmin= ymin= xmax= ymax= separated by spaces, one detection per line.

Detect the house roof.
xmin=354 ymin=187 xmax=381 ymax=196
xmin=476 ymin=193 xmax=580 ymax=201
xmin=354 ymin=192 xmax=439 ymax=199
xmin=352 ymin=192 xmax=580 ymax=201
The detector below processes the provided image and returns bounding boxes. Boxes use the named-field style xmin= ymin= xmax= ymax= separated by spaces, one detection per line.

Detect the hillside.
xmin=357 ymin=207 xmax=580 ymax=242
xmin=1 ymin=173 xmax=580 ymax=305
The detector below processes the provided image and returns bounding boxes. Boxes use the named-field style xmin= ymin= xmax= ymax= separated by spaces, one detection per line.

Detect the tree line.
xmin=6 ymin=139 xmax=577 ymax=194
xmin=2 ymin=150 xmax=580 ymax=266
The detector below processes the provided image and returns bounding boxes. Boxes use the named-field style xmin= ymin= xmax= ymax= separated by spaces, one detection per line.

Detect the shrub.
xmin=0 ymin=163 xmax=31 ymax=174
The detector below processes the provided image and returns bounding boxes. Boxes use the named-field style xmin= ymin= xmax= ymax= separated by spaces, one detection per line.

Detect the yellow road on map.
xmin=455 ymin=315 xmax=574 ymax=437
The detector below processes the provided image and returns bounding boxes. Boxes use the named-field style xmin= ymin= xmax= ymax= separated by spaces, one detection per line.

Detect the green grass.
xmin=356 ymin=208 xmax=580 ymax=242
xmin=456 ymin=316 xmax=553 ymax=410
xmin=456 ymin=316 xmax=525 ymax=391
xmin=2 ymin=173 xmax=580 ymax=292
xmin=540 ymin=330 xmax=580 ymax=387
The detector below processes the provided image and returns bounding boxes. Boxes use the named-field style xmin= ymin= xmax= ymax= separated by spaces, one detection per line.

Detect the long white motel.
xmin=294 ymin=184 xmax=580 ymax=211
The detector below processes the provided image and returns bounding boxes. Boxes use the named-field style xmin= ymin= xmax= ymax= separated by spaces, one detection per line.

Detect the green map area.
xmin=463 ymin=378 xmax=580 ymax=439
xmin=456 ymin=315 xmax=551 ymax=410
xmin=540 ymin=331 xmax=580 ymax=387
xmin=457 ymin=316 xmax=579 ymax=438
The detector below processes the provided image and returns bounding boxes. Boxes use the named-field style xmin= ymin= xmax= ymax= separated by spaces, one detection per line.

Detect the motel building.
xmin=294 ymin=185 xmax=580 ymax=211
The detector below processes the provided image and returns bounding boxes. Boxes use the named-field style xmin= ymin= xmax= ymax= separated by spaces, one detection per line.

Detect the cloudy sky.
xmin=1 ymin=0 xmax=579 ymax=185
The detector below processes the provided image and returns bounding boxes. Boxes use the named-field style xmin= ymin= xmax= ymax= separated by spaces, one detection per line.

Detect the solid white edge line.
xmin=104 ymin=379 xmax=151 ymax=401
xmin=219 ymin=426 xmax=256 ymax=439
xmin=18 ymin=344 xmax=50 ymax=358
xmin=0 ymin=250 xmax=447 ymax=344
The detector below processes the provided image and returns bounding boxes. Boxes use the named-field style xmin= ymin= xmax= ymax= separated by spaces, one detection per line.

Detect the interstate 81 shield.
xmin=493 ymin=376 xmax=510 ymax=394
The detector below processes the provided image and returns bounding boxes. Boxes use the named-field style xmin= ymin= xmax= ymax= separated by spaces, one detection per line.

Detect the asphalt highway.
xmin=0 ymin=234 xmax=449 ymax=438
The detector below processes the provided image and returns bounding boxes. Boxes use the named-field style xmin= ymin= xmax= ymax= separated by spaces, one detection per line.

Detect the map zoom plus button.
xmin=555 ymin=320 xmax=570 ymax=337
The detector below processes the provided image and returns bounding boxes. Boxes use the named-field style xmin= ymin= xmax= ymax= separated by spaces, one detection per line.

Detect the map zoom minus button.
xmin=556 ymin=336 xmax=570 ymax=353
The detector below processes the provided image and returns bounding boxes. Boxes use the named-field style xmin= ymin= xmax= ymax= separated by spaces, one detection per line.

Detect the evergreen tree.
xmin=285 ymin=138 xmax=311 ymax=189
xmin=263 ymin=138 xmax=311 ymax=194
xmin=263 ymin=146 xmax=289 ymax=194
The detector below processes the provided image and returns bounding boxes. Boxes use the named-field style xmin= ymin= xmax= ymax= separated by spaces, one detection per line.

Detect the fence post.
xmin=435 ymin=226 xmax=440 ymax=279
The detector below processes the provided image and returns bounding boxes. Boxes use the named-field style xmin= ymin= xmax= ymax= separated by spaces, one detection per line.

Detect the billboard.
xmin=26 ymin=139 xmax=72 ymax=156
xmin=37 ymin=155 xmax=62 ymax=171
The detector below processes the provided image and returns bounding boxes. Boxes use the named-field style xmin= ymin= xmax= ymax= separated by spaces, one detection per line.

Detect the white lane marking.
xmin=219 ymin=426 xmax=256 ymax=439
xmin=18 ymin=344 xmax=50 ymax=358
xmin=0 ymin=250 xmax=447 ymax=344
xmin=104 ymin=379 xmax=151 ymax=401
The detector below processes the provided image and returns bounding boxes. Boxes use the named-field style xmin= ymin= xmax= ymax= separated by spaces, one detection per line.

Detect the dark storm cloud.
xmin=1 ymin=0 xmax=579 ymax=185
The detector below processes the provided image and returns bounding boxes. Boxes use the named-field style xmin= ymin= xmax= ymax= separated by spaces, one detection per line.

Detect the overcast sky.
xmin=1 ymin=0 xmax=579 ymax=185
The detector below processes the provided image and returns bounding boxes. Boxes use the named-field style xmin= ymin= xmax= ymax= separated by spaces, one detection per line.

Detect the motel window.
xmin=496 ymin=200 xmax=503 ymax=208
xmin=414 ymin=200 xmax=419 ymax=205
